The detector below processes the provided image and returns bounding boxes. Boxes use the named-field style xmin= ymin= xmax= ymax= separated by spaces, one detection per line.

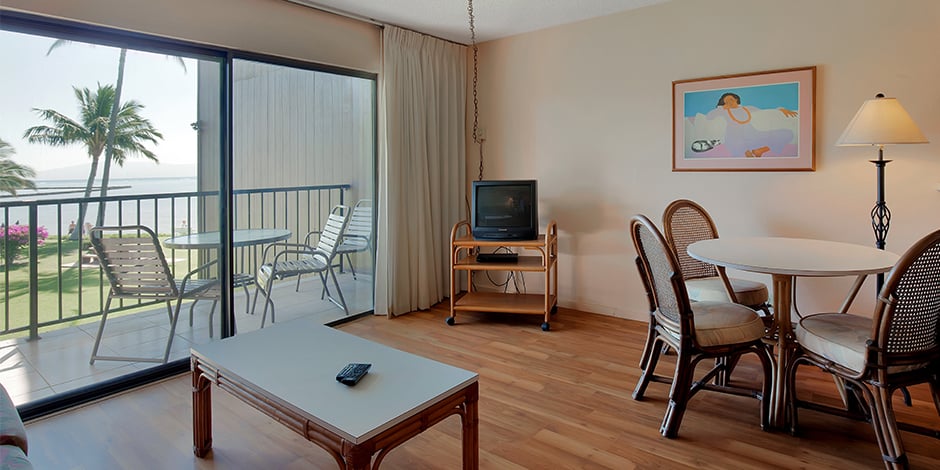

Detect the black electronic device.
xmin=470 ymin=180 xmax=539 ymax=240
xmin=476 ymin=252 xmax=519 ymax=263
xmin=336 ymin=362 xmax=371 ymax=386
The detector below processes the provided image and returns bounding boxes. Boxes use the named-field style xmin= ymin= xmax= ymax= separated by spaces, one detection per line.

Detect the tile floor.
xmin=0 ymin=273 xmax=373 ymax=405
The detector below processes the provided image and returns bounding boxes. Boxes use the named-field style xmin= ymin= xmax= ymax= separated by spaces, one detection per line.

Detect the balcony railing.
xmin=0 ymin=183 xmax=349 ymax=340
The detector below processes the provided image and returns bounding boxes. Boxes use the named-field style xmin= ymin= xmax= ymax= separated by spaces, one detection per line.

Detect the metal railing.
xmin=0 ymin=183 xmax=349 ymax=339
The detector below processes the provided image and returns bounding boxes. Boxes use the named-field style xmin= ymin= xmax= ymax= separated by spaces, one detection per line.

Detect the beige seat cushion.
xmin=796 ymin=313 xmax=869 ymax=374
xmin=659 ymin=301 xmax=766 ymax=347
xmin=686 ymin=276 xmax=768 ymax=307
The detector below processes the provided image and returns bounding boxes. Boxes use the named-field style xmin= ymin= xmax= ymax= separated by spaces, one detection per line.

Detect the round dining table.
xmin=687 ymin=236 xmax=900 ymax=428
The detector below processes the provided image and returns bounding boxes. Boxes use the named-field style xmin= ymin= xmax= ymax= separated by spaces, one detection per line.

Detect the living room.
xmin=2 ymin=0 xmax=939 ymax=468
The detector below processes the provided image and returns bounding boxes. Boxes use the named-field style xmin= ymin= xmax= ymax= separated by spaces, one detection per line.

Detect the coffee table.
xmin=191 ymin=318 xmax=479 ymax=468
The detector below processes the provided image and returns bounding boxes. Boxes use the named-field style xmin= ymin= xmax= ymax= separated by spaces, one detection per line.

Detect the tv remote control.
xmin=336 ymin=363 xmax=371 ymax=386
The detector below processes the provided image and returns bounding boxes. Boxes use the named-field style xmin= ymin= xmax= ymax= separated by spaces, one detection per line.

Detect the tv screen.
xmin=471 ymin=180 xmax=538 ymax=240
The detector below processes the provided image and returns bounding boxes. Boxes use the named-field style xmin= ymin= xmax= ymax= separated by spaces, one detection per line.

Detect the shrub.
xmin=1 ymin=224 xmax=49 ymax=267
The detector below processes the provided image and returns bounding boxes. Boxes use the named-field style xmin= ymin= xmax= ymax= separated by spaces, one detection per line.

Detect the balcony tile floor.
xmin=0 ymin=273 xmax=373 ymax=405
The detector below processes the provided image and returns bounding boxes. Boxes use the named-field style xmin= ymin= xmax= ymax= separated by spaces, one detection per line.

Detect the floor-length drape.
xmin=375 ymin=26 xmax=466 ymax=316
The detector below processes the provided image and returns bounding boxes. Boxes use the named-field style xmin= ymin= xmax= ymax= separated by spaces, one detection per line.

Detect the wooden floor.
xmin=23 ymin=304 xmax=940 ymax=469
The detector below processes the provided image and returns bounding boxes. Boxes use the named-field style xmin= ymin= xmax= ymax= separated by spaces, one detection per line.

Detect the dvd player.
xmin=476 ymin=252 xmax=518 ymax=263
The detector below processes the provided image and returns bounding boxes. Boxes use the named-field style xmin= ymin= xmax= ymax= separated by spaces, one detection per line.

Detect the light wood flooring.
xmin=23 ymin=304 xmax=940 ymax=469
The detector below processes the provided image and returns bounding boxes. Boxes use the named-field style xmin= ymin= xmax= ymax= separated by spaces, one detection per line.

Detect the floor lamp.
xmin=837 ymin=93 xmax=928 ymax=293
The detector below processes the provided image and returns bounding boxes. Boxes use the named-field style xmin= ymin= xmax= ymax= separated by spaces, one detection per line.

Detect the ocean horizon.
xmin=2 ymin=176 xmax=200 ymax=237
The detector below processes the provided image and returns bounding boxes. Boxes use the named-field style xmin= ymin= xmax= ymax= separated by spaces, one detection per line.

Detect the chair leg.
xmin=89 ymin=295 xmax=115 ymax=365
xmin=163 ymin=299 xmax=185 ymax=363
xmin=753 ymin=345 xmax=774 ymax=431
xmin=345 ymin=253 xmax=358 ymax=280
xmin=930 ymin=376 xmax=940 ymax=417
xmin=786 ymin=356 xmax=803 ymax=435
xmin=325 ymin=267 xmax=349 ymax=314
xmin=661 ymin=349 xmax=694 ymax=438
xmin=633 ymin=336 xmax=664 ymax=400
xmin=258 ymin=278 xmax=276 ymax=328
xmin=870 ymin=385 xmax=908 ymax=469
xmin=638 ymin=316 xmax=657 ymax=371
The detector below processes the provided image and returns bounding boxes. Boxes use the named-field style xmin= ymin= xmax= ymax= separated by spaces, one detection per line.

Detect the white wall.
xmin=1 ymin=0 xmax=381 ymax=73
xmin=472 ymin=0 xmax=940 ymax=321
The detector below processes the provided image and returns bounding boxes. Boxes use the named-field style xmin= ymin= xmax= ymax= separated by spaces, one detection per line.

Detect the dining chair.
xmin=252 ymin=205 xmax=350 ymax=327
xmin=786 ymin=228 xmax=940 ymax=470
xmin=662 ymin=199 xmax=771 ymax=318
xmin=335 ymin=199 xmax=373 ymax=279
xmin=629 ymin=214 xmax=774 ymax=438
xmin=88 ymin=225 xmax=220 ymax=364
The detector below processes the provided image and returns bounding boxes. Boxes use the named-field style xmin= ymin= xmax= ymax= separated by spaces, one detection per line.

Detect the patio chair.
xmin=335 ymin=199 xmax=373 ymax=279
xmin=786 ymin=228 xmax=940 ymax=469
xmin=251 ymin=205 xmax=350 ymax=327
xmin=629 ymin=214 xmax=774 ymax=438
xmin=88 ymin=225 xmax=221 ymax=365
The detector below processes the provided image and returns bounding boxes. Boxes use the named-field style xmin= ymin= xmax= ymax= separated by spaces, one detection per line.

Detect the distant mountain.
xmin=37 ymin=161 xmax=197 ymax=181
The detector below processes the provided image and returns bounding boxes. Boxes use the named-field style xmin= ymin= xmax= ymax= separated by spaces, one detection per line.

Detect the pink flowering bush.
xmin=1 ymin=224 xmax=49 ymax=267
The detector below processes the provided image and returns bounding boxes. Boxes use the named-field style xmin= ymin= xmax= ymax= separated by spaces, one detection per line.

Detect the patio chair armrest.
xmin=179 ymin=259 xmax=219 ymax=292
xmin=303 ymin=230 xmax=323 ymax=246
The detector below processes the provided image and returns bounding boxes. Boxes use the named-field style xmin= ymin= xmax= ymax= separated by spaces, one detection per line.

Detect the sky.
xmin=0 ymin=29 xmax=199 ymax=176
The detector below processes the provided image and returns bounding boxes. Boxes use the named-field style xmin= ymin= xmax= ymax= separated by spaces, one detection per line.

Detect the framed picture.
xmin=673 ymin=66 xmax=816 ymax=171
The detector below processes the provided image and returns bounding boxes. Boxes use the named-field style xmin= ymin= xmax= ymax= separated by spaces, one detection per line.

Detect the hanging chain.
xmin=469 ymin=0 xmax=484 ymax=180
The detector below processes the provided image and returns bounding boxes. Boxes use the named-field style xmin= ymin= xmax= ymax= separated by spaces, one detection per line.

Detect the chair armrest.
xmin=0 ymin=385 xmax=27 ymax=455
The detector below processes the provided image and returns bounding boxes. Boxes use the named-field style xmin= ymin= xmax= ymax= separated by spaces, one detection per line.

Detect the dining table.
xmin=687 ymin=236 xmax=900 ymax=428
xmin=164 ymin=228 xmax=293 ymax=322
xmin=163 ymin=228 xmax=292 ymax=250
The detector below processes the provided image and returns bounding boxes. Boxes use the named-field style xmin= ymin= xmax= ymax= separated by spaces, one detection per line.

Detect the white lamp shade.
xmin=837 ymin=95 xmax=928 ymax=146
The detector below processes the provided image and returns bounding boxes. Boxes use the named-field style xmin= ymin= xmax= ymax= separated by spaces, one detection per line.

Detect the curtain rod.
xmin=284 ymin=0 xmax=467 ymax=47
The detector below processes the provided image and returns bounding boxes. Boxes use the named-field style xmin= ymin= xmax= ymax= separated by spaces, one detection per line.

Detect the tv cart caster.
xmin=541 ymin=322 xmax=550 ymax=331
xmin=445 ymin=316 xmax=456 ymax=326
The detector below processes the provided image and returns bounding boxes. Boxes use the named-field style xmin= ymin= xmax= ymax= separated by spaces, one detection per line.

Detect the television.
xmin=471 ymin=180 xmax=539 ymax=240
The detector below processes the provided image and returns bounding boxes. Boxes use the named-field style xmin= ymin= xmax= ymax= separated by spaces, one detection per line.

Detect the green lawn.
xmin=1 ymin=237 xmax=195 ymax=337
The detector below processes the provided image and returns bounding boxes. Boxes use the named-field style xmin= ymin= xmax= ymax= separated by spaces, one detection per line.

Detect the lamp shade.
xmin=837 ymin=94 xmax=929 ymax=146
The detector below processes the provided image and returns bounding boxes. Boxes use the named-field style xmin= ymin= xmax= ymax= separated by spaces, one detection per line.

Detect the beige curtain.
xmin=375 ymin=26 xmax=467 ymax=316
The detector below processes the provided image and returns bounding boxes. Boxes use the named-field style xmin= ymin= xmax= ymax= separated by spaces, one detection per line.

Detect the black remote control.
xmin=336 ymin=363 xmax=371 ymax=386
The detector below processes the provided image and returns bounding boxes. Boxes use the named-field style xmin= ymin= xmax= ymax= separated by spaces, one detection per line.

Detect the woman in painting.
xmin=707 ymin=92 xmax=797 ymax=158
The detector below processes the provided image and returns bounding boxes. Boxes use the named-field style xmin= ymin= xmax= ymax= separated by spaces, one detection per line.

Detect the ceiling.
xmin=287 ymin=0 xmax=669 ymax=44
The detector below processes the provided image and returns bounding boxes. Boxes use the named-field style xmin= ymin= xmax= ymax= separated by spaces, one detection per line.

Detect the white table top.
xmin=164 ymin=228 xmax=291 ymax=249
xmin=687 ymin=237 xmax=900 ymax=277
xmin=191 ymin=318 xmax=478 ymax=444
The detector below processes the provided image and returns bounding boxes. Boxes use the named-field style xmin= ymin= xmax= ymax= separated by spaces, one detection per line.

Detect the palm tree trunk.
xmin=96 ymin=48 xmax=127 ymax=227
xmin=71 ymin=156 xmax=100 ymax=240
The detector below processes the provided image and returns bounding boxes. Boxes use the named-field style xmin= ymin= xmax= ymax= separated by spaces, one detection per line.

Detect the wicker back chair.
xmin=88 ymin=225 xmax=220 ymax=364
xmin=787 ymin=228 xmax=940 ymax=469
xmin=662 ymin=199 xmax=771 ymax=316
xmin=629 ymin=214 xmax=773 ymax=438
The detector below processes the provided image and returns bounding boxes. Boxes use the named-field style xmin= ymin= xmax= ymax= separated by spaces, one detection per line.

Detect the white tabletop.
xmin=687 ymin=237 xmax=900 ymax=277
xmin=191 ymin=318 xmax=478 ymax=444
xmin=164 ymin=228 xmax=291 ymax=249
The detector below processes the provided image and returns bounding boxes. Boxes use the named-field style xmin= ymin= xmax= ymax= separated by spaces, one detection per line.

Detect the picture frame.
xmin=672 ymin=66 xmax=816 ymax=172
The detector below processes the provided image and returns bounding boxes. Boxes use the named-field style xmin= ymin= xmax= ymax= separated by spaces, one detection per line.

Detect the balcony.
xmin=0 ymin=184 xmax=374 ymax=405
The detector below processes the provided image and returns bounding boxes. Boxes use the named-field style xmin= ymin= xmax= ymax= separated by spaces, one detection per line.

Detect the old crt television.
xmin=471 ymin=180 xmax=538 ymax=240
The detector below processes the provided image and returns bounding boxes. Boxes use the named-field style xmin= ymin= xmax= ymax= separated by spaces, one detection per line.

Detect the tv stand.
xmin=448 ymin=220 xmax=558 ymax=331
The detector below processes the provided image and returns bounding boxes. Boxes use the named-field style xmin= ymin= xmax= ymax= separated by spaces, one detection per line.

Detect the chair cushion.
xmin=660 ymin=301 xmax=766 ymax=347
xmin=686 ymin=276 xmax=768 ymax=307
xmin=796 ymin=313 xmax=870 ymax=374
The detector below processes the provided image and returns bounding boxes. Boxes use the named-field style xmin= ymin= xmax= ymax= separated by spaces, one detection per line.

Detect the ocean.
xmin=1 ymin=177 xmax=199 ymax=237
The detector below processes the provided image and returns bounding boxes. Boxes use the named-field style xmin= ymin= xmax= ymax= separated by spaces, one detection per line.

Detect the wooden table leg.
xmin=770 ymin=274 xmax=794 ymax=429
xmin=192 ymin=360 xmax=213 ymax=458
xmin=463 ymin=381 xmax=479 ymax=469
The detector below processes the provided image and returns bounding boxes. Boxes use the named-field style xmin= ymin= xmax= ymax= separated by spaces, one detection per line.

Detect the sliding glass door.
xmin=0 ymin=13 xmax=376 ymax=413
xmin=230 ymin=58 xmax=376 ymax=334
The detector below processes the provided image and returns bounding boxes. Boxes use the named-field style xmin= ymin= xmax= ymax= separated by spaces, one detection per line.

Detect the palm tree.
xmin=45 ymin=40 xmax=186 ymax=226
xmin=0 ymin=138 xmax=36 ymax=196
xmin=23 ymin=84 xmax=163 ymax=239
